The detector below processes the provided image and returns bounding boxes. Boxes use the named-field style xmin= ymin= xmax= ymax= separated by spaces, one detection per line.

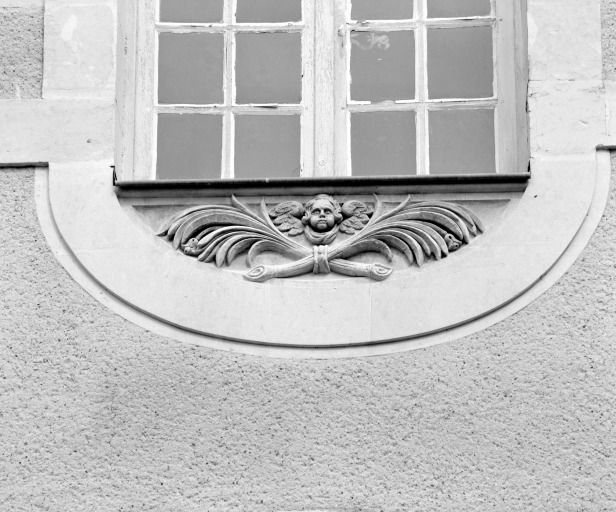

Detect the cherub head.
xmin=302 ymin=194 xmax=343 ymax=233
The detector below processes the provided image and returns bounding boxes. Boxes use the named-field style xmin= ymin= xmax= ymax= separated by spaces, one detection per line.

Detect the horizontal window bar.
xmin=156 ymin=22 xmax=305 ymax=34
xmin=156 ymin=105 xmax=303 ymax=114
xmin=346 ymin=18 xmax=494 ymax=31
xmin=347 ymin=98 xmax=497 ymax=112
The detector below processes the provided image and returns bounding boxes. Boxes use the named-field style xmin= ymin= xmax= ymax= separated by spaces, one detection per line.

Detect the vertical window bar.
xmin=314 ymin=0 xmax=338 ymax=177
xmin=416 ymin=0 xmax=429 ymax=175
xmin=300 ymin=0 xmax=315 ymax=177
xmin=150 ymin=1 xmax=160 ymax=179
xmin=341 ymin=0 xmax=352 ymax=177
xmin=491 ymin=0 xmax=501 ymax=173
xmin=222 ymin=0 xmax=236 ymax=178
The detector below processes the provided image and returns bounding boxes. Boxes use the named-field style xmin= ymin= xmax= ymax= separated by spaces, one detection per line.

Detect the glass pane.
xmin=350 ymin=31 xmax=415 ymax=102
xmin=158 ymin=33 xmax=224 ymax=104
xmin=160 ymin=0 xmax=223 ymax=23
xmin=352 ymin=0 xmax=413 ymax=20
xmin=427 ymin=27 xmax=493 ymax=99
xmin=235 ymin=115 xmax=301 ymax=178
xmin=428 ymin=0 xmax=491 ymax=18
xmin=157 ymin=114 xmax=223 ymax=180
xmin=236 ymin=33 xmax=302 ymax=104
xmin=429 ymin=109 xmax=495 ymax=175
xmin=351 ymin=111 xmax=416 ymax=176
xmin=236 ymin=0 xmax=301 ymax=23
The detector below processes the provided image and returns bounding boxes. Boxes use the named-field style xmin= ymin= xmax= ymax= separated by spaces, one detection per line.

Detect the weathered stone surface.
xmin=528 ymin=0 xmax=602 ymax=80
xmin=0 ymin=6 xmax=43 ymax=99
xmin=0 ymin=99 xmax=114 ymax=163
xmin=43 ymin=1 xmax=115 ymax=98
xmin=1 ymin=166 xmax=615 ymax=510
xmin=528 ymin=80 xmax=606 ymax=155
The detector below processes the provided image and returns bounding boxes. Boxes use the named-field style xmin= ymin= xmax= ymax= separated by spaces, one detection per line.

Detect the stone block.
xmin=528 ymin=80 xmax=606 ymax=155
xmin=528 ymin=0 xmax=602 ymax=80
xmin=0 ymin=99 xmax=114 ymax=163
xmin=43 ymin=1 xmax=115 ymax=98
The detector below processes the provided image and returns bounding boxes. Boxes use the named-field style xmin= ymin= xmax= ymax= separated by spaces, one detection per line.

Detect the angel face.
xmin=309 ymin=198 xmax=337 ymax=232
xmin=301 ymin=194 xmax=343 ymax=235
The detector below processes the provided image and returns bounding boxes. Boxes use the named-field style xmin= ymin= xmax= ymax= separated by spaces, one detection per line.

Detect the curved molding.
xmin=36 ymin=153 xmax=608 ymax=354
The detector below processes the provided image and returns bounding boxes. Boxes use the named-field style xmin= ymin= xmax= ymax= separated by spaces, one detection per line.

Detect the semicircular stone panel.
xmin=44 ymin=162 xmax=599 ymax=351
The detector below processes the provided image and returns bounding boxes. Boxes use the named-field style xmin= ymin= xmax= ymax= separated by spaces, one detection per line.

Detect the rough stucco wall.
xmin=0 ymin=3 xmax=615 ymax=512
xmin=0 ymin=5 xmax=43 ymax=99
xmin=1 ymin=167 xmax=615 ymax=511
xmin=604 ymin=0 xmax=616 ymax=79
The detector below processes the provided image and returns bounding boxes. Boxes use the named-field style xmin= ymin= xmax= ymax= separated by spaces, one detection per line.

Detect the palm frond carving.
xmin=156 ymin=194 xmax=484 ymax=282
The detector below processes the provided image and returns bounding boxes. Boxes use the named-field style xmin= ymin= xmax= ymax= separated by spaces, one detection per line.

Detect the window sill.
xmin=114 ymin=172 xmax=530 ymax=198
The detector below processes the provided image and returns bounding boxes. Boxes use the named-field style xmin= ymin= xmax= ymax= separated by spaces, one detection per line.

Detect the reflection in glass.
xmin=236 ymin=33 xmax=302 ymax=104
xmin=158 ymin=33 xmax=224 ymax=105
xmin=350 ymin=31 xmax=415 ymax=102
xmin=351 ymin=111 xmax=416 ymax=176
xmin=429 ymin=109 xmax=495 ymax=175
xmin=427 ymin=0 xmax=491 ymax=18
xmin=427 ymin=27 xmax=493 ymax=99
xmin=157 ymin=114 xmax=223 ymax=180
xmin=352 ymin=0 xmax=413 ymax=21
xmin=235 ymin=115 xmax=301 ymax=178
xmin=236 ymin=0 xmax=301 ymax=23
xmin=160 ymin=0 xmax=224 ymax=23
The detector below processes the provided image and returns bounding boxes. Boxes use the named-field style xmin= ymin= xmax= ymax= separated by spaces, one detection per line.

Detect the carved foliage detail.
xmin=156 ymin=194 xmax=485 ymax=282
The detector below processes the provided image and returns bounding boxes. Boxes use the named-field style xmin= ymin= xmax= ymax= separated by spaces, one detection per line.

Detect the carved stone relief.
xmin=156 ymin=194 xmax=484 ymax=282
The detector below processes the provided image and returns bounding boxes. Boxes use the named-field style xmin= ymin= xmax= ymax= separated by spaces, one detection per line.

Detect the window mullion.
xmin=416 ymin=0 xmax=429 ymax=176
xmin=335 ymin=0 xmax=350 ymax=177
xmin=221 ymin=0 xmax=236 ymax=179
xmin=313 ymin=0 xmax=338 ymax=177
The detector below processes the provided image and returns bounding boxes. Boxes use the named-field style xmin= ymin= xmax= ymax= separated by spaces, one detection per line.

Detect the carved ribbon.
xmin=313 ymin=246 xmax=331 ymax=274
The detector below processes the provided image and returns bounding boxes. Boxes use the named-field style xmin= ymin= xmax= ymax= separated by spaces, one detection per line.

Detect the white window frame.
xmin=117 ymin=0 xmax=528 ymax=181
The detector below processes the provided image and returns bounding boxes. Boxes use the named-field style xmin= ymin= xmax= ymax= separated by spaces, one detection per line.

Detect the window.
xmin=118 ymin=0 xmax=528 ymax=181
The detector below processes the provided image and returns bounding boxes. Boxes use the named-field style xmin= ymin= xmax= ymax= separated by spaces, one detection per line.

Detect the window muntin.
xmin=130 ymin=0 xmax=523 ymax=180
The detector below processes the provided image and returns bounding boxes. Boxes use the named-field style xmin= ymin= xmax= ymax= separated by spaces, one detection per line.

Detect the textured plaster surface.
xmin=603 ymin=0 xmax=616 ymax=80
xmin=0 ymin=5 xmax=43 ymax=99
xmin=1 ymin=167 xmax=615 ymax=511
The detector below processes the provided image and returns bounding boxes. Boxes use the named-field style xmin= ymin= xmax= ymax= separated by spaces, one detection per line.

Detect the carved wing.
xmin=156 ymin=196 xmax=310 ymax=267
xmin=268 ymin=200 xmax=305 ymax=236
xmin=328 ymin=195 xmax=484 ymax=267
xmin=339 ymin=200 xmax=374 ymax=234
